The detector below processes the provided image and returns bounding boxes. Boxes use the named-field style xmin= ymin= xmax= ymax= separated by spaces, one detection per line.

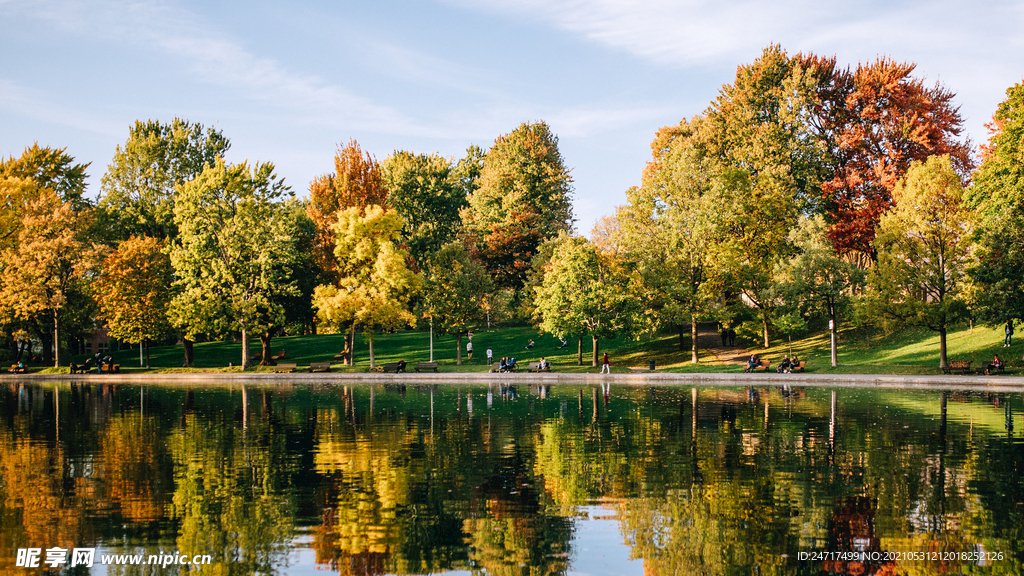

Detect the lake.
xmin=1 ymin=381 xmax=1021 ymax=575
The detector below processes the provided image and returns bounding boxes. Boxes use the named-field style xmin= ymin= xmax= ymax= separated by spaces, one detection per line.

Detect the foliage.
xmin=867 ymin=155 xmax=972 ymax=368
xmin=422 ymin=243 xmax=492 ymax=364
xmin=307 ymin=140 xmax=388 ymax=280
xmin=381 ymin=151 xmax=466 ymax=268
xmin=312 ymin=205 xmax=421 ymax=368
xmin=0 ymin=144 xmax=90 ymax=251
xmin=815 ymin=57 xmax=974 ymax=258
xmin=99 ymin=118 xmax=230 ymax=241
xmin=966 ymin=80 xmax=1024 ymax=324
xmin=0 ymin=189 xmax=97 ymax=366
xmin=168 ymin=158 xmax=299 ymax=367
xmin=534 ymin=236 xmax=634 ymax=365
xmin=464 ymin=121 xmax=574 ymax=294
xmin=94 ymin=235 xmax=174 ymax=348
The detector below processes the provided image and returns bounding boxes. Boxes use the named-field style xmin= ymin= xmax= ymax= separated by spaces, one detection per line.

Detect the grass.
xmin=742 ymin=322 xmax=1017 ymax=375
xmin=16 ymin=321 xmax=1019 ymax=376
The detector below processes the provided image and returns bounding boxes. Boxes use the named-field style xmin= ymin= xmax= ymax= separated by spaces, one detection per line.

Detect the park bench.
xmin=415 ymin=362 xmax=439 ymax=372
xmin=942 ymin=360 xmax=972 ymax=375
xmin=978 ymin=361 xmax=1005 ymax=375
xmin=527 ymin=362 xmax=551 ymax=373
xmin=489 ymin=362 xmax=501 ymax=373
xmin=379 ymin=362 xmax=406 ymax=373
xmin=745 ymin=360 xmax=770 ymax=372
xmin=270 ymin=351 xmax=286 ymax=361
xmin=69 ymin=362 xmax=89 ymax=374
xmin=332 ymin=351 xmax=348 ymax=361
xmin=309 ymin=362 xmax=331 ymax=372
xmin=790 ymin=361 xmax=807 ymax=373
xmin=273 ymin=363 xmax=297 ymax=373
xmin=7 ymin=364 xmax=26 ymax=374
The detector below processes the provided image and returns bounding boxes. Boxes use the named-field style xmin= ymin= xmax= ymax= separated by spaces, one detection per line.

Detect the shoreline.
xmin=4 ymin=371 xmax=1024 ymax=392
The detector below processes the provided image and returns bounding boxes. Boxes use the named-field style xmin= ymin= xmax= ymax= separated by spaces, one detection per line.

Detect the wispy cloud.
xmin=0 ymin=78 xmax=124 ymax=137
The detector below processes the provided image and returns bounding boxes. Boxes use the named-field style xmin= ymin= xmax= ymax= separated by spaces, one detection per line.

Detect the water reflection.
xmin=0 ymin=382 xmax=1021 ymax=575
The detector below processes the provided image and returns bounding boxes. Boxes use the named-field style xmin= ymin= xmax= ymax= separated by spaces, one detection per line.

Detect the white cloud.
xmin=0 ymin=78 xmax=123 ymax=137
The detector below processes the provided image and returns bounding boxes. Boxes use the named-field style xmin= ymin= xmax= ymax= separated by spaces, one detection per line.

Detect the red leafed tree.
xmin=306 ymin=140 xmax=388 ymax=278
xmin=473 ymin=210 xmax=545 ymax=291
xmin=816 ymin=59 xmax=974 ymax=259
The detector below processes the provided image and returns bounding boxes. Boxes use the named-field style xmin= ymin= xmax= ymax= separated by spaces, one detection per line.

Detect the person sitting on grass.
xmin=526 ymin=339 xmax=535 ymax=350
xmin=777 ymin=355 xmax=791 ymax=373
xmin=557 ymin=337 xmax=568 ymax=349
xmin=745 ymin=354 xmax=760 ymax=372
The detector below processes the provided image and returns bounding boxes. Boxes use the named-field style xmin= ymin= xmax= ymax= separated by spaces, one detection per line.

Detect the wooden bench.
xmin=309 ymin=362 xmax=331 ymax=372
xmin=527 ymin=362 xmax=551 ymax=373
xmin=379 ymin=362 xmax=406 ymax=373
xmin=489 ymin=362 xmax=501 ymax=373
xmin=270 ymin=350 xmax=286 ymax=362
xmin=415 ymin=362 xmax=439 ymax=372
xmin=273 ymin=363 xmax=297 ymax=373
xmin=745 ymin=360 xmax=770 ymax=372
xmin=942 ymin=360 xmax=972 ymax=375
xmin=7 ymin=364 xmax=26 ymax=374
xmin=100 ymin=363 xmax=120 ymax=373
xmin=69 ymin=362 xmax=89 ymax=374
xmin=790 ymin=361 xmax=806 ymax=373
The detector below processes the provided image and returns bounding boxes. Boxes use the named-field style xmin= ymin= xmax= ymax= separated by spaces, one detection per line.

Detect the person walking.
xmin=486 ymin=346 xmax=493 ymax=366
xmin=467 ymin=339 xmax=473 ymax=360
xmin=600 ymin=352 xmax=611 ymax=374
xmin=1006 ymin=320 xmax=1014 ymax=347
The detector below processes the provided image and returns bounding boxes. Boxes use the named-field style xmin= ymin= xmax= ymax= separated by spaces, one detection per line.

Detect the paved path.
xmin=698 ymin=324 xmax=752 ymax=365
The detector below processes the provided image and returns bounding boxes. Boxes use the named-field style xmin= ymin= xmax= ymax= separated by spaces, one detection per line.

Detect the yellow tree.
xmin=307 ymin=140 xmax=388 ymax=281
xmin=94 ymin=235 xmax=173 ymax=368
xmin=313 ymin=205 xmax=420 ymax=368
xmin=0 ymin=190 xmax=96 ymax=367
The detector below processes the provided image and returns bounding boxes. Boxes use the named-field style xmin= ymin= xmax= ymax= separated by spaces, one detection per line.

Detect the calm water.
xmin=1 ymin=381 xmax=1022 ymax=575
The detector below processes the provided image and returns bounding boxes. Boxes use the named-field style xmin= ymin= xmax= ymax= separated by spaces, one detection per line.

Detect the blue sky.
xmin=2 ymin=0 xmax=1022 ymax=232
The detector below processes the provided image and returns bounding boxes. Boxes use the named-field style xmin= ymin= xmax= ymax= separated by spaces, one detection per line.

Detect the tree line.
xmin=1 ymin=44 xmax=1021 ymax=370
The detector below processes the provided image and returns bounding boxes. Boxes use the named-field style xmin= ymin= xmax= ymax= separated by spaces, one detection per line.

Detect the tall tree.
xmin=168 ymin=158 xmax=299 ymax=368
xmin=817 ymin=58 xmax=973 ymax=260
xmin=0 ymin=190 xmax=96 ymax=367
xmin=422 ymin=243 xmax=492 ymax=365
xmin=966 ymin=81 xmax=1024 ymax=325
xmin=1 ymin=144 xmax=90 ymax=250
xmin=868 ymin=155 xmax=972 ymax=369
xmin=464 ymin=121 xmax=574 ymax=294
xmin=94 ymin=236 xmax=174 ymax=368
xmin=312 ymin=205 xmax=421 ymax=369
xmin=619 ymin=118 xmax=726 ymax=362
xmin=307 ymin=140 xmax=388 ymax=280
xmin=534 ymin=236 xmax=633 ymax=366
xmin=381 ymin=151 xmax=466 ymax=267
xmin=99 ymin=119 xmax=230 ymax=242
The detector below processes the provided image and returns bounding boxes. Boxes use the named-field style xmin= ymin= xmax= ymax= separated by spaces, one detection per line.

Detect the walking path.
xmin=697 ymin=323 xmax=752 ymax=366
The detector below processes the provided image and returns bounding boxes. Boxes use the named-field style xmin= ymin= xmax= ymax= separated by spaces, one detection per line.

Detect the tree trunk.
xmin=762 ymin=314 xmax=770 ymax=349
xmin=53 ymin=312 xmax=60 ymax=368
xmin=241 ymin=328 xmax=250 ymax=369
xmin=368 ymin=333 xmax=376 ymax=369
xmin=456 ymin=333 xmax=463 ymax=366
xmin=938 ymin=327 xmax=948 ymax=369
xmin=345 ymin=328 xmax=355 ymax=366
xmin=591 ymin=336 xmax=599 ymax=367
xmin=691 ymin=315 xmax=699 ymax=364
xmin=577 ymin=338 xmax=583 ymax=365
xmin=182 ymin=337 xmax=195 ymax=367
xmin=259 ymin=333 xmax=272 ymax=366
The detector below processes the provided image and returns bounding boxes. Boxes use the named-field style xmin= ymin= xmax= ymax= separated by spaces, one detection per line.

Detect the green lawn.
xmin=26 ymin=321 xmax=1018 ymax=375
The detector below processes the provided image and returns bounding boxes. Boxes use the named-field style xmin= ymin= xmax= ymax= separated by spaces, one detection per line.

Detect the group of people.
xmin=744 ymin=353 xmax=800 ymax=373
xmin=720 ymin=328 xmax=737 ymax=347
xmin=498 ymin=357 xmax=518 ymax=372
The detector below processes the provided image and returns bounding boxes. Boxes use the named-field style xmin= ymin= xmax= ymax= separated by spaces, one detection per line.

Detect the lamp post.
xmin=429 ymin=311 xmax=434 ymax=363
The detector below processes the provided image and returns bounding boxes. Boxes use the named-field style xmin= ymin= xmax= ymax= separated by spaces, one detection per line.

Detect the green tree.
xmin=93 ymin=235 xmax=174 ymax=368
xmin=534 ymin=236 xmax=633 ymax=366
xmin=0 ymin=189 xmax=96 ymax=367
xmin=381 ymin=151 xmax=466 ymax=267
xmin=312 ymin=205 xmax=421 ymax=369
xmin=868 ymin=155 xmax=972 ymax=369
xmin=775 ymin=216 xmax=864 ymax=366
xmin=168 ymin=158 xmax=299 ymax=368
xmin=966 ymin=81 xmax=1024 ymax=325
xmin=422 ymin=243 xmax=492 ymax=365
xmin=99 ymin=118 xmax=230 ymax=241
xmin=1 ymin=144 xmax=90 ymax=250
xmin=464 ymin=122 xmax=573 ymax=296
xmin=619 ymin=119 xmax=726 ymax=362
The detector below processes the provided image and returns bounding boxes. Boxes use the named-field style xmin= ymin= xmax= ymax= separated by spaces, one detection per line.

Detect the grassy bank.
xmin=18 ymin=321 xmax=1020 ymax=376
